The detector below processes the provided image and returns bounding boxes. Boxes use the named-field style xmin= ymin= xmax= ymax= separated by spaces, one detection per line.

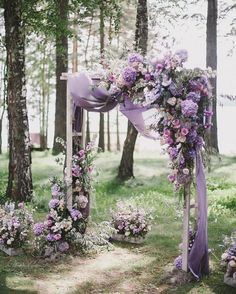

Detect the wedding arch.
xmin=61 ymin=50 xmax=213 ymax=279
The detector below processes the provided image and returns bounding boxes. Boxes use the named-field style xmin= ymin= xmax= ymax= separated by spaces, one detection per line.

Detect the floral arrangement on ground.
xmin=0 ymin=202 xmax=33 ymax=250
xmin=111 ymin=201 xmax=152 ymax=241
xmin=221 ymin=230 xmax=236 ymax=286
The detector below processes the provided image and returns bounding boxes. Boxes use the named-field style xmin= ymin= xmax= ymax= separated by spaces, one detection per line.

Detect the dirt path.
xmin=35 ymin=247 xmax=155 ymax=294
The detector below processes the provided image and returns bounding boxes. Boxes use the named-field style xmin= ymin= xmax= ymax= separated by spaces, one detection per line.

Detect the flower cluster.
xmin=0 ymin=202 xmax=33 ymax=248
xmin=99 ymin=50 xmax=213 ymax=190
xmin=72 ymin=142 xmax=96 ymax=193
xmin=111 ymin=202 xmax=152 ymax=238
xmin=175 ymin=228 xmax=196 ymax=270
xmin=33 ymin=198 xmax=85 ymax=256
xmin=221 ymin=231 xmax=236 ymax=267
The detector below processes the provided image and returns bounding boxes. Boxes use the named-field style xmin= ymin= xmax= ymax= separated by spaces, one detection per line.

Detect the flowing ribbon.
xmin=188 ymin=150 xmax=209 ymax=278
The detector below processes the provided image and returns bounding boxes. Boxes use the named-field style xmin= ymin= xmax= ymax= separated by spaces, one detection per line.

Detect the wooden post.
xmin=60 ymin=73 xmax=73 ymax=210
xmin=182 ymin=181 xmax=191 ymax=272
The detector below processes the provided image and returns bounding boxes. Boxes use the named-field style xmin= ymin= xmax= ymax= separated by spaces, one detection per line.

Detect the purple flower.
xmin=168 ymin=147 xmax=179 ymax=160
xmin=51 ymin=184 xmax=61 ymax=198
xmin=48 ymin=199 xmax=60 ymax=209
xmin=122 ymin=66 xmax=137 ymax=85
xmin=186 ymin=92 xmax=201 ymax=103
xmin=181 ymin=99 xmax=198 ymax=117
xmin=175 ymin=255 xmax=182 ymax=270
xmin=187 ymin=129 xmax=197 ymax=144
xmin=186 ymin=149 xmax=196 ymax=160
xmin=189 ymin=76 xmax=209 ymax=96
xmin=47 ymin=233 xmax=55 ymax=242
xmin=175 ymin=49 xmax=188 ymax=63
xmin=78 ymin=149 xmax=85 ymax=157
xmin=58 ymin=241 xmax=69 ymax=253
xmin=168 ymin=174 xmax=176 ymax=183
xmin=18 ymin=202 xmax=24 ymax=209
xmin=128 ymin=53 xmax=143 ymax=64
xmin=33 ymin=223 xmax=45 ymax=236
xmin=70 ymin=209 xmax=82 ymax=221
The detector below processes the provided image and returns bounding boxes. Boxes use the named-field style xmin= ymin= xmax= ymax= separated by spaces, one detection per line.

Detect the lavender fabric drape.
xmin=188 ymin=150 xmax=209 ymax=278
xmin=68 ymin=73 xmax=118 ymax=113
xmin=68 ymin=73 xmax=209 ymax=278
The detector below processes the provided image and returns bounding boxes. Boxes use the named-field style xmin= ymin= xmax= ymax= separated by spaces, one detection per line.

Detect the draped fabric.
xmin=188 ymin=150 xmax=209 ymax=278
xmin=68 ymin=73 xmax=209 ymax=278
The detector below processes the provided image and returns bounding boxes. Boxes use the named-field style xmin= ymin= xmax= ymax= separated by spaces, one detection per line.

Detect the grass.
xmin=0 ymin=151 xmax=236 ymax=293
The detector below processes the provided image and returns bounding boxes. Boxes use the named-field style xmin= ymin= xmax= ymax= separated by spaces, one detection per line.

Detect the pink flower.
xmin=172 ymin=119 xmax=181 ymax=129
xmin=181 ymin=128 xmax=189 ymax=136
xmin=168 ymin=174 xmax=176 ymax=183
xmin=54 ymin=234 xmax=62 ymax=241
xmin=163 ymin=129 xmax=171 ymax=138
xmin=18 ymin=202 xmax=24 ymax=209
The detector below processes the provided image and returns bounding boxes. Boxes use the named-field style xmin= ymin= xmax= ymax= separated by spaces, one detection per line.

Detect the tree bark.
xmin=116 ymin=107 xmax=120 ymax=151
xmin=98 ymin=2 xmax=105 ymax=152
xmin=52 ymin=0 xmax=68 ymax=154
xmin=4 ymin=0 xmax=33 ymax=201
xmin=118 ymin=0 xmax=148 ymax=180
xmin=107 ymin=112 xmax=111 ymax=151
xmin=86 ymin=111 xmax=91 ymax=144
xmin=206 ymin=0 xmax=219 ymax=153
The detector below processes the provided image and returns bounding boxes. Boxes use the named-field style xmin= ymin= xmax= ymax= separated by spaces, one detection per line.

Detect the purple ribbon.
xmin=188 ymin=150 xmax=209 ymax=278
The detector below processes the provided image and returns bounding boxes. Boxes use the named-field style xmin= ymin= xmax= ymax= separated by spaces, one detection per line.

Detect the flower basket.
xmin=0 ymin=244 xmax=23 ymax=256
xmin=111 ymin=233 xmax=146 ymax=244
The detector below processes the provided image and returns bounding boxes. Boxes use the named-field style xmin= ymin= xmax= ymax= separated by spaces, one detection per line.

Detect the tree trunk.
xmin=86 ymin=111 xmax=91 ymax=144
xmin=206 ymin=0 xmax=219 ymax=153
xmin=52 ymin=0 xmax=68 ymax=155
xmin=118 ymin=0 xmax=148 ymax=180
xmin=116 ymin=107 xmax=120 ymax=151
xmin=107 ymin=112 xmax=111 ymax=151
xmin=98 ymin=2 xmax=105 ymax=152
xmin=4 ymin=0 xmax=33 ymax=201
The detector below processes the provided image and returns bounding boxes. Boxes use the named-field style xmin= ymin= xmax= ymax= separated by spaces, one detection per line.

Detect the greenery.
xmin=0 ymin=151 xmax=236 ymax=293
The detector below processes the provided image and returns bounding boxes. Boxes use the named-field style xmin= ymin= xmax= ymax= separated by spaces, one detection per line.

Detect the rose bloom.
xmin=167 ymin=97 xmax=177 ymax=106
xmin=172 ymin=119 xmax=181 ymax=129
xmin=163 ymin=129 xmax=171 ymax=138
xmin=183 ymin=168 xmax=189 ymax=175
xmin=181 ymin=128 xmax=189 ymax=136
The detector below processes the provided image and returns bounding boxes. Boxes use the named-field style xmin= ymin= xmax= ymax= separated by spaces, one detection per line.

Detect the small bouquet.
xmin=0 ymin=202 xmax=33 ymax=250
xmin=111 ymin=202 xmax=152 ymax=240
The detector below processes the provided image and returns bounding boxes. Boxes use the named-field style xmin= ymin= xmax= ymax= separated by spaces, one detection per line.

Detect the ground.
xmin=0 ymin=151 xmax=236 ymax=293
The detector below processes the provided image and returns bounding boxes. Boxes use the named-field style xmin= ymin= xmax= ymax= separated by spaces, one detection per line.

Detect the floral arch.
xmin=63 ymin=50 xmax=213 ymax=279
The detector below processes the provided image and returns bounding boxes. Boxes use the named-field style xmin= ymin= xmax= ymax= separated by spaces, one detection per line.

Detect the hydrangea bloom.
xmin=175 ymin=255 xmax=182 ymax=270
xmin=48 ymin=199 xmax=60 ymax=209
xmin=128 ymin=53 xmax=143 ymax=64
xmin=58 ymin=241 xmax=69 ymax=252
xmin=186 ymin=91 xmax=201 ymax=103
xmin=70 ymin=209 xmax=82 ymax=221
xmin=33 ymin=223 xmax=45 ymax=236
xmin=122 ymin=67 xmax=137 ymax=85
xmin=181 ymin=99 xmax=198 ymax=117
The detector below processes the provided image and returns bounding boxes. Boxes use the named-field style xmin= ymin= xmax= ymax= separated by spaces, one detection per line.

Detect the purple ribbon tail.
xmin=188 ymin=150 xmax=209 ymax=279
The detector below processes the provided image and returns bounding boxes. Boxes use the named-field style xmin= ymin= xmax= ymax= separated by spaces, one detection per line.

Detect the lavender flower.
xmin=181 ymin=99 xmax=198 ymax=117
xmin=186 ymin=92 xmax=201 ymax=103
xmin=48 ymin=199 xmax=60 ymax=209
xmin=175 ymin=255 xmax=182 ymax=270
xmin=47 ymin=233 xmax=55 ymax=242
xmin=70 ymin=209 xmax=82 ymax=221
xmin=58 ymin=241 xmax=69 ymax=253
xmin=33 ymin=223 xmax=45 ymax=236
xmin=175 ymin=49 xmax=188 ymax=63
xmin=122 ymin=66 xmax=137 ymax=85
xmin=128 ymin=53 xmax=143 ymax=64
